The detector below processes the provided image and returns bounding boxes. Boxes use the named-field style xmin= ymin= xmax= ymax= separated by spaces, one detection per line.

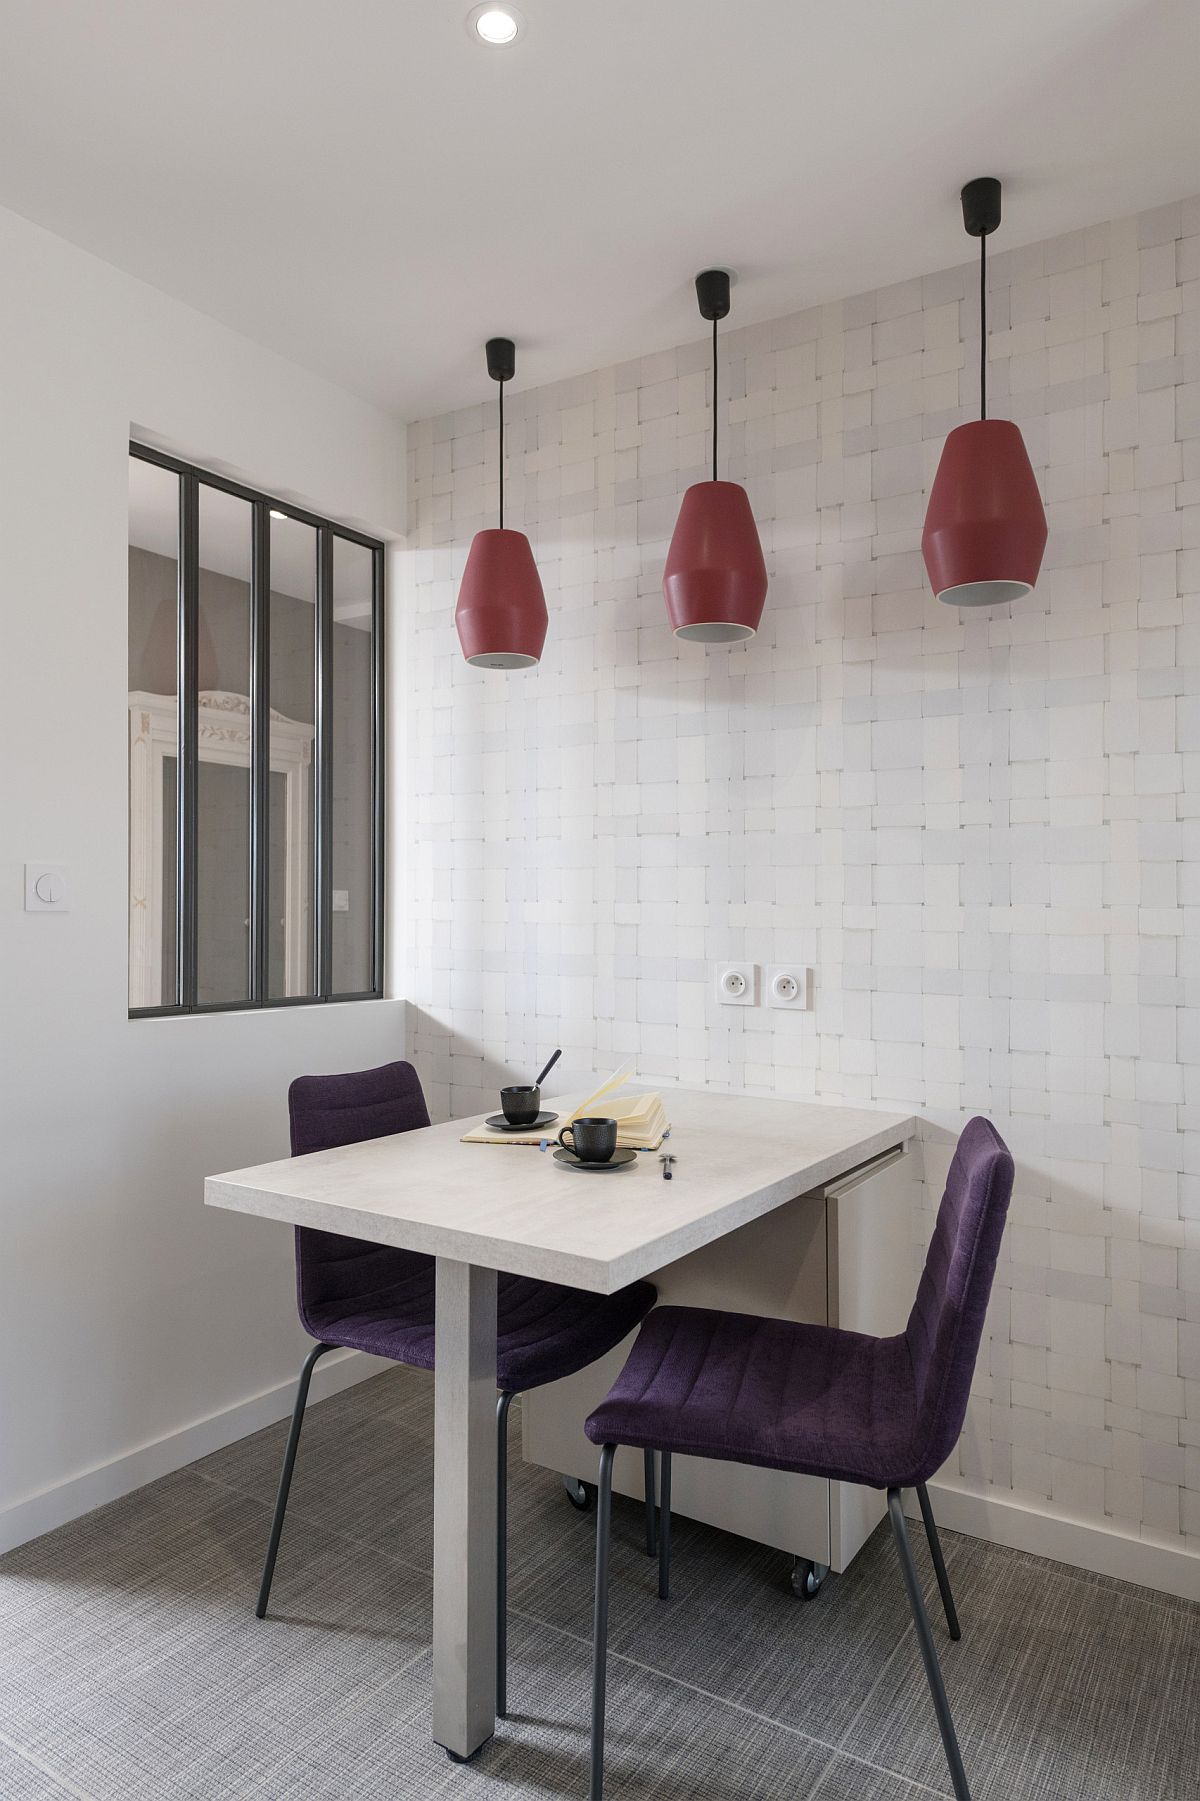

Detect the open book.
xmin=461 ymin=1063 xmax=669 ymax=1151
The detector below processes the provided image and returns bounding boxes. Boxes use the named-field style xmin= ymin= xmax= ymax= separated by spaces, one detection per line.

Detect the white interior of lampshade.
xmin=937 ymin=579 xmax=1032 ymax=609
xmin=674 ymin=621 xmax=757 ymax=643
xmin=466 ymin=650 xmax=539 ymax=668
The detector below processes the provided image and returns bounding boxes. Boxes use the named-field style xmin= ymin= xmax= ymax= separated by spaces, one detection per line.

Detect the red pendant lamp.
xmin=663 ymin=270 xmax=767 ymax=642
xmin=455 ymin=337 xmax=548 ymax=668
xmin=922 ymin=178 xmax=1047 ymax=607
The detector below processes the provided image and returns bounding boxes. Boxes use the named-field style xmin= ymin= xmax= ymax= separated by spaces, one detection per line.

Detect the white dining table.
xmin=205 ymin=1085 xmax=914 ymax=1762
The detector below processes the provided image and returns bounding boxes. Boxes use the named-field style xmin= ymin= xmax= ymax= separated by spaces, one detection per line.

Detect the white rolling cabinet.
xmin=521 ymin=1140 xmax=915 ymax=1577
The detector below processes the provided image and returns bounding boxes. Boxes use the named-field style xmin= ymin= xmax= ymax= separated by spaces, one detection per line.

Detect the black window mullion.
xmin=178 ymin=472 xmax=199 ymax=1010
xmin=314 ymin=526 xmax=334 ymax=999
xmin=249 ymin=501 xmax=270 ymax=1004
xmin=371 ymin=544 xmax=385 ymax=996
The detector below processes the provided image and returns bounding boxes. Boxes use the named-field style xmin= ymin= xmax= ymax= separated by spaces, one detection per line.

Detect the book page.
xmin=565 ymin=1059 xmax=636 ymax=1125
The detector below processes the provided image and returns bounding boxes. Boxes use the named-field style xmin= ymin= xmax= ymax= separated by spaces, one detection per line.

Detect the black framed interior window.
xmin=127 ymin=443 xmax=384 ymax=1015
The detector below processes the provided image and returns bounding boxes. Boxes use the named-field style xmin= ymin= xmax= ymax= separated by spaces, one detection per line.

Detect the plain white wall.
xmin=0 ymin=201 xmax=408 ymax=1550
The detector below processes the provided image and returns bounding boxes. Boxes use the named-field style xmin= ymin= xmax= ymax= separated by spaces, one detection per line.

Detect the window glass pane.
xmin=128 ymin=456 xmax=179 ymax=1008
xmin=331 ymin=537 xmax=376 ymax=993
xmin=268 ymin=514 xmax=317 ymax=998
xmin=196 ymin=484 xmax=252 ymax=1005
xmin=129 ymin=452 xmax=382 ymax=1017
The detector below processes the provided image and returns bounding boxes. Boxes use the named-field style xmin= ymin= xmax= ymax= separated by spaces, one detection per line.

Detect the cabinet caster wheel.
xmin=790 ymin=1558 xmax=829 ymax=1599
xmin=563 ymin=1475 xmax=596 ymax=1512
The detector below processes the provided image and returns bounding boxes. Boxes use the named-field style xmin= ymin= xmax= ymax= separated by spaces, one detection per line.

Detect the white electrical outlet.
xmin=715 ymin=962 xmax=757 ymax=1006
xmin=768 ymin=966 xmax=811 ymax=1009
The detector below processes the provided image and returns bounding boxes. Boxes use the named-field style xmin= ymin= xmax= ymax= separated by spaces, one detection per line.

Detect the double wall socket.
xmin=714 ymin=963 xmax=812 ymax=1009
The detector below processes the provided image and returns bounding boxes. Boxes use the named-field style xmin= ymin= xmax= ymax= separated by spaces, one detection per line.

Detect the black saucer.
xmin=553 ymin=1147 xmax=638 ymax=1173
xmin=485 ymin=1111 xmax=558 ymax=1133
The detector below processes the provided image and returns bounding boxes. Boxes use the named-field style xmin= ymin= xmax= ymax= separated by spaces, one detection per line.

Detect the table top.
xmin=204 ymin=1088 xmax=916 ymax=1294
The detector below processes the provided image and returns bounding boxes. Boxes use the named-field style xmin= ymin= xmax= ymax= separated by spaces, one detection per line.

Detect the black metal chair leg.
xmin=256 ymin=1341 xmax=332 ymax=1619
xmin=590 ymin=1444 xmax=617 ymax=1801
xmin=916 ymin=1481 xmax=961 ymax=1640
xmin=658 ymin=1450 xmax=672 ymax=1600
xmin=643 ymin=1445 xmax=657 ymax=1556
xmin=887 ymin=1489 xmax=972 ymax=1801
xmin=496 ymin=1390 xmax=515 ymax=1717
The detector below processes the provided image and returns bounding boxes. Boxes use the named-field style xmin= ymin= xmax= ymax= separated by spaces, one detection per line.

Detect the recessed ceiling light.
xmin=269 ymin=509 xmax=288 ymax=521
xmin=468 ymin=5 xmax=523 ymax=45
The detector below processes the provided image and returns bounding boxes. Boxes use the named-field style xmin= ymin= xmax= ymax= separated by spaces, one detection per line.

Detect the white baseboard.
xmin=8 ymin=1369 xmax=1196 ymax=1606
xmin=0 ymin=1349 xmax=390 ymax=1557
xmin=914 ymin=1477 xmax=1200 ymax=1605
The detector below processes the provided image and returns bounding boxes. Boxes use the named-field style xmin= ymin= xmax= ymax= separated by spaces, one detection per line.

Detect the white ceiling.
xmin=2 ymin=0 xmax=1196 ymax=419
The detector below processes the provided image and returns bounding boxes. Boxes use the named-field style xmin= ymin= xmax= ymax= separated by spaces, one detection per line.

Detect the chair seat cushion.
xmin=584 ymin=1305 xmax=922 ymax=1490
xmin=303 ymin=1261 xmax=656 ymax=1394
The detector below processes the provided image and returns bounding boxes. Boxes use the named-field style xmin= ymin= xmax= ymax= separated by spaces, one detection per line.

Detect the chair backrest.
xmin=288 ymin=1060 xmax=431 ymax=1331
xmin=289 ymin=1059 xmax=430 ymax=1155
xmin=904 ymin=1116 xmax=1014 ymax=1483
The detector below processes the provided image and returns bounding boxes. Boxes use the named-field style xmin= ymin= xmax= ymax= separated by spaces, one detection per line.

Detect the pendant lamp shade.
xmin=922 ymin=419 xmax=1047 ymax=607
xmin=664 ymin=480 xmax=767 ymax=641
xmin=664 ymin=269 xmax=767 ymax=642
xmin=454 ymin=526 xmax=548 ymax=668
xmin=454 ymin=336 xmax=548 ymax=668
xmin=922 ymin=177 xmax=1047 ymax=609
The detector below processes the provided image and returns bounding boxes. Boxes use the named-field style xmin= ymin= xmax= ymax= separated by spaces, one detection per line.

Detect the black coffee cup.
xmin=558 ymin=1117 xmax=617 ymax=1163
xmin=500 ymin=1085 xmax=540 ymax=1126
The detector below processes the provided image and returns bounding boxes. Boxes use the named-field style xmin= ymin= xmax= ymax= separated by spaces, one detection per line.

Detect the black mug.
xmin=500 ymin=1085 xmax=541 ymax=1126
xmin=558 ymin=1117 xmax=617 ymax=1163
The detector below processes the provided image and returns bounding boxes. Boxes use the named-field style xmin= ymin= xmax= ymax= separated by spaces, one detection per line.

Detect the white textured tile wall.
xmin=400 ymin=196 xmax=1200 ymax=1558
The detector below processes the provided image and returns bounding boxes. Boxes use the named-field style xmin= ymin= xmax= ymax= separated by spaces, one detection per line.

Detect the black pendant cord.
xmin=498 ymin=377 xmax=505 ymax=529
xmin=961 ymin=179 xmax=1000 ymax=421
xmin=712 ymin=315 xmax=719 ymax=482
xmin=979 ymin=233 xmax=987 ymax=422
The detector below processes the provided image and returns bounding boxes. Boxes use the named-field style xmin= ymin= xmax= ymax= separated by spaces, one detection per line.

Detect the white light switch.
xmin=25 ymin=864 xmax=69 ymax=912
xmin=332 ymin=889 xmax=350 ymax=914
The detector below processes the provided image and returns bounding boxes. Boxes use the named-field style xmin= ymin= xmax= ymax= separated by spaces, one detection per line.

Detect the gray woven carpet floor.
xmin=0 ymin=1364 xmax=1196 ymax=1800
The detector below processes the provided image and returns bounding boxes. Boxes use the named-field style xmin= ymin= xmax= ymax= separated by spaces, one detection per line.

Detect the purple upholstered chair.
xmin=583 ymin=1116 xmax=1014 ymax=1801
xmin=255 ymin=1060 xmax=657 ymax=1720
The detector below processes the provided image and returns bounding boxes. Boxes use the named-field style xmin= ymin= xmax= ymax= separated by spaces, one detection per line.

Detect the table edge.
xmin=205 ymin=1113 xmax=917 ymax=1295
